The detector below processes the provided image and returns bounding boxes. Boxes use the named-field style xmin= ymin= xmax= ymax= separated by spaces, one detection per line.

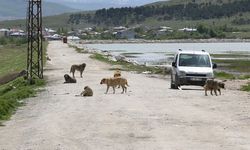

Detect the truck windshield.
xmin=179 ymin=54 xmax=211 ymax=67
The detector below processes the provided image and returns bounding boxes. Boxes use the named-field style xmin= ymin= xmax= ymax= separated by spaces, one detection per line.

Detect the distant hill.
xmin=1 ymin=0 xmax=250 ymax=33
xmin=66 ymin=0 xmax=250 ymax=26
xmin=44 ymin=0 xmax=163 ymax=10
xmin=0 ymin=0 xmax=77 ymax=21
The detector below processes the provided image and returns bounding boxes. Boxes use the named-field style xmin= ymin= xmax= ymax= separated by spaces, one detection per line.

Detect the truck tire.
xmin=170 ymin=74 xmax=178 ymax=89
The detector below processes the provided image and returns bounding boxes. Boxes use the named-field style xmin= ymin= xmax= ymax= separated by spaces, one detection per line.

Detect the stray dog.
xmin=204 ymin=79 xmax=226 ymax=96
xmin=80 ymin=86 xmax=93 ymax=97
xmin=64 ymin=74 xmax=76 ymax=83
xmin=114 ymin=70 xmax=121 ymax=78
xmin=70 ymin=63 xmax=86 ymax=78
xmin=217 ymin=81 xmax=226 ymax=95
xmin=100 ymin=77 xmax=129 ymax=94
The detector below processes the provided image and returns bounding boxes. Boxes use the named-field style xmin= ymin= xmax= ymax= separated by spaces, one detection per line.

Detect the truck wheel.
xmin=170 ymin=74 xmax=178 ymax=89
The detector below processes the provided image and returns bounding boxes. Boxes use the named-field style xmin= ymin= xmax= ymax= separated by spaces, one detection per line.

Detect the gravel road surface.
xmin=0 ymin=41 xmax=250 ymax=150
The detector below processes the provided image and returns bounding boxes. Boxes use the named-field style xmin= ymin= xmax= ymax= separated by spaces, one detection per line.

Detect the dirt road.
xmin=0 ymin=41 xmax=250 ymax=150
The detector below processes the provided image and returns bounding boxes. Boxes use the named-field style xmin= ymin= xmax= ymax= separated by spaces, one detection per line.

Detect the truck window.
xmin=179 ymin=54 xmax=211 ymax=67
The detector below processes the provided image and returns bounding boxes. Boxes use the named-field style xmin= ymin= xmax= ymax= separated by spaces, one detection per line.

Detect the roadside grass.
xmin=241 ymin=82 xmax=250 ymax=92
xmin=213 ymin=59 xmax=250 ymax=73
xmin=69 ymin=44 xmax=89 ymax=53
xmin=0 ymin=37 xmax=48 ymax=122
xmin=90 ymin=53 xmax=169 ymax=75
xmin=238 ymin=75 xmax=250 ymax=80
xmin=211 ymin=53 xmax=250 ymax=58
xmin=214 ymin=71 xmax=236 ymax=80
xmin=0 ymin=38 xmax=27 ymax=77
xmin=0 ymin=78 xmax=45 ymax=121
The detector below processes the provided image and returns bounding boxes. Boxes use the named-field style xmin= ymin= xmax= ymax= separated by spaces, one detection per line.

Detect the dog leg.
xmin=205 ymin=90 xmax=208 ymax=96
xmin=218 ymin=89 xmax=221 ymax=95
xmin=214 ymin=89 xmax=218 ymax=96
xmin=210 ymin=89 xmax=213 ymax=96
xmin=80 ymin=71 xmax=83 ymax=78
xmin=112 ymin=86 xmax=115 ymax=94
xmin=121 ymin=86 xmax=124 ymax=94
xmin=105 ymin=86 xmax=110 ymax=94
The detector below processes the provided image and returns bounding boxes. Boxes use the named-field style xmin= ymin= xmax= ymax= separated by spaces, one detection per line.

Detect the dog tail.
xmin=126 ymin=80 xmax=129 ymax=87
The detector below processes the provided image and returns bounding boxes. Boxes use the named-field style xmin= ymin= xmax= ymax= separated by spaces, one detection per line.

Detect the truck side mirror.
xmin=213 ymin=63 xmax=217 ymax=69
xmin=172 ymin=62 xmax=176 ymax=67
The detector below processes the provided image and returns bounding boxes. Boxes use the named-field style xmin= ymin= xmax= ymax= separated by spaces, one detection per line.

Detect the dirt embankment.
xmin=0 ymin=41 xmax=250 ymax=150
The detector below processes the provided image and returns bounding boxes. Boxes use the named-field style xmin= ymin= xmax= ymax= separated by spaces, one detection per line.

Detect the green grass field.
xmin=0 ymin=37 xmax=47 ymax=122
xmin=0 ymin=43 xmax=26 ymax=77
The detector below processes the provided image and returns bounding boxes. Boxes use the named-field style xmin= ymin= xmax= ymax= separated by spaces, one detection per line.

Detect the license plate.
xmin=190 ymin=77 xmax=202 ymax=81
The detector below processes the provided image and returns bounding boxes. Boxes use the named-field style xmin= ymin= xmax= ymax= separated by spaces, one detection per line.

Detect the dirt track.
xmin=0 ymin=41 xmax=250 ymax=150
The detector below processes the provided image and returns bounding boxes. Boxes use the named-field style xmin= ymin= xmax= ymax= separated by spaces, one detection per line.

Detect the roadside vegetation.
xmin=0 ymin=78 xmax=45 ymax=121
xmin=241 ymin=82 xmax=250 ymax=92
xmin=90 ymin=53 xmax=169 ymax=75
xmin=0 ymin=37 xmax=47 ymax=122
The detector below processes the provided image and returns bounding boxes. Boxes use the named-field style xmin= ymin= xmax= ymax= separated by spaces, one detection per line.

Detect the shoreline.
xmin=78 ymin=38 xmax=250 ymax=44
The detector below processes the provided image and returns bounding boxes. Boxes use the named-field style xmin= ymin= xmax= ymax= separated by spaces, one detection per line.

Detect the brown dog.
xmin=100 ymin=77 xmax=129 ymax=94
xmin=64 ymin=74 xmax=76 ymax=83
xmin=70 ymin=63 xmax=86 ymax=78
xmin=80 ymin=86 xmax=93 ymax=97
xmin=114 ymin=70 xmax=121 ymax=78
xmin=217 ymin=81 xmax=226 ymax=95
xmin=204 ymin=79 xmax=225 ymax=96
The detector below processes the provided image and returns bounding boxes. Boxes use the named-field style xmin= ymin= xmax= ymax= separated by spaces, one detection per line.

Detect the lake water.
xmin=85 ymin=43 xmax=250 ymax=65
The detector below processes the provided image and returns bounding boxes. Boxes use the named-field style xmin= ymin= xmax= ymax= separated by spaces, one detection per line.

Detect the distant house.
xmin=9 ymin=32 xmax=26 ymax=37
xmin=113 ymin=26 xmax=127 ymax=31
xmin=116 ymin=30 xmax=135 ymax=39
xmin=0 ymin=28 xmax=10 ymax=37
xmin=179 ymin=27 xmax=197 ymax=32
xmin=84 ymin=27 xmax=93 ymax=32
xmin=157 ymin=26 xmax=173 ymax=35
xmin=45 ymin=28 xmax=56 ymax=34
xmin=67 ymin=36 xmax=80 ymax=41
xmin=9 ymin=29 xmax=26 ymax=37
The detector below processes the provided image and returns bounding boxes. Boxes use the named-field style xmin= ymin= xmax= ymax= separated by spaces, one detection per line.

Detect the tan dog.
xmin=80 ymin=86 xmax=93 ymax=97
xmin=114 ymin=70 xmax=121 ymax=78
xmin=100 ymin=77 xmax=129 ymax=94
xmin=204 ymin=79 xmax=226 ymax=96
xmin=70 ymin=63 xmax=86 ymax=78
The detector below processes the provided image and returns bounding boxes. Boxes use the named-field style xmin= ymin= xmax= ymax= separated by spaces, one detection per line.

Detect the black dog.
xmin=64 ymin=74 xmax=76 ymax=83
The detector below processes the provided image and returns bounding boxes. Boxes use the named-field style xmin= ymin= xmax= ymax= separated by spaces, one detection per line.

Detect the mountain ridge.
xmin=0 ymin=0 xmax=77 ymax=21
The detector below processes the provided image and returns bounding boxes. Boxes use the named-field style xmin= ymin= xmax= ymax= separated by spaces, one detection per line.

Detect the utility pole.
xmin=27 ymin=0 xmax=43 ymax=82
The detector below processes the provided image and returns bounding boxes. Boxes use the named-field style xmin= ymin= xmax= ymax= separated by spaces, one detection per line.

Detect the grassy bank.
xmin=210 ymin=52 xmax=250 ymax=80
xmin=0 ymin=78 xmax=45 ymax=121
xmin=241 ymin=83 xmax=250 ymax=92
xmin=0 ymin=37 xmax=47 ymax=122
xmin=213 ymin=59 xmax=250 ymax=73
xmin=90 ymin=53 xmax=169 ymax=75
